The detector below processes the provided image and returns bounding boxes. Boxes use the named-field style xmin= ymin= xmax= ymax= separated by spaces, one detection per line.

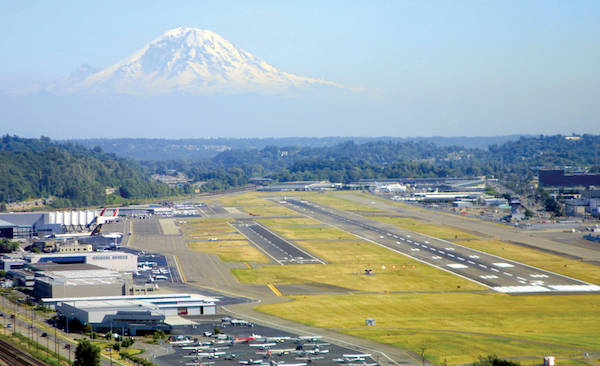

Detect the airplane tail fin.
xmin=91 ymin=224 xmax=103 ymax=236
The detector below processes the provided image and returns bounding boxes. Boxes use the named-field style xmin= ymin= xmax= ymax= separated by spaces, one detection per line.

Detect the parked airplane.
xmin=170 ymin=339 xmax=196 ymax=346
xmin=333 ymin=354 xmax=372 ymax=363
xmin=249 ymin=343 xmax=276 ymax=350
xmin=46 ymin=224 xmax=103 ymax=239
xmin=239 ymin=359 xmax=264 ymax=365
xmin=294 ymin=336 xmax=322 ymax=343
xmin=96 ymin=208 xmax=120 ymax=224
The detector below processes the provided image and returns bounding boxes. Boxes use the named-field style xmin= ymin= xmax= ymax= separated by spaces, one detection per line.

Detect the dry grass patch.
xmin=368 ymin=216 xmax=423 ymax=225
xmin=268 ymin=226 xmax=358 ymax=240
xmin=240 ymin=205 xmax=298 ymax=216
xmin=232 ymin=262 xmax=484 ymax=292
xmin=295 ymin=240 xmax=415 ymax=264
xmin=398 ymin=223 xmax=480 ymax=239
xmin=188 ymin=240 xmax=270 ymax=263
xmin=255 ymin=292 xmax=600 ymax=350
xmin=290 ymin=192 xmax=383 ymax=212
xmin=218 ymin=192 xmax=275 ymax=206
xmin=451 ymin=239 xmax=600 ymax=285
xmin=257 ymin=217 xmax=323 ymax=226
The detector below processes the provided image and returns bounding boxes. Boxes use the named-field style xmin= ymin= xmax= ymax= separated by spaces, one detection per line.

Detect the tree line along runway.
xmin=270 ymin=198 xmax=600 ymax=294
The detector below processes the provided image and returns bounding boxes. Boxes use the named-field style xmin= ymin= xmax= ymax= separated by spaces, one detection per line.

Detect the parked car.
xmin=41 ymin=332 xmax=48 ymax=337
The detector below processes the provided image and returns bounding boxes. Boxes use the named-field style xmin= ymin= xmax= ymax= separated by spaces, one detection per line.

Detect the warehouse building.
xmin=44 ymin=293 xmax=218 ymax=336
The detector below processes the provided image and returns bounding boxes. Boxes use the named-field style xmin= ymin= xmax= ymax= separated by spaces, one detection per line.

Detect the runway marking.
xmin=447 ymin=263 xmax=468 ymax=269
xmin=267 ymin=283 xmax=283 ymax=296
xmin=494 ymin=286 xmax=551 ymax=293
xmin=243 ymin=262 xmax=252 ymax=269
xmin=493 ymin=263 xmax=515 ymax=268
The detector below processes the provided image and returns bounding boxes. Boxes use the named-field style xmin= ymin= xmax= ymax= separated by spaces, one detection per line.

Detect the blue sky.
xmin=1 ymin=0 xmax=599 ymax=138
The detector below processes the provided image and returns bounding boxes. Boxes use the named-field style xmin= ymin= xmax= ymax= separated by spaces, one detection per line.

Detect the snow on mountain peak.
xmin=45 ymin=28 xmax=364 ymax=98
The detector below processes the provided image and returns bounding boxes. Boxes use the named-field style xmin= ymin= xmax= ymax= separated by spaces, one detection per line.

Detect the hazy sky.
xmin=1 ymin=0 xmax=599 ymax=138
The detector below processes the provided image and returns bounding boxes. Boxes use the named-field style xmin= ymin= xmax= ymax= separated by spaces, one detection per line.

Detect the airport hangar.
xmin=42 ymin=294 xmax=218 ymax=336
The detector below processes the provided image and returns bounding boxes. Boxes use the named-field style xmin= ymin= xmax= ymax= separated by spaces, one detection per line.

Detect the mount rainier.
xmin=45 ymin=27 xmax=364 ymax=98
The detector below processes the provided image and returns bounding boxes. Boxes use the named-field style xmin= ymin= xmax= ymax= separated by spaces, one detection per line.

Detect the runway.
xmin=274 ymin=198 xmax=600 ymax=294
xmin=231 ymin=221 xmax=325 ymax=265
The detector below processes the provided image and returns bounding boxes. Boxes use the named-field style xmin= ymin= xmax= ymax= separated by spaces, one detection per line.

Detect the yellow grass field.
xmin=367 ymin=216 xmax=423 ymax=225
xmin=239 ymin=205 xmax=299 ymax=216
xmin=255 ymin=292 xmax=600 ymax=362
xmin=187 ymin=240 xmax=270 ymax=262
xmin=218 ymin=192 xmax=276 ymax=206
xmin=232 ymin=261 xmax=483 ymax=292
xmin=341 ymin=329 xmax=579 ymax=366
xmin=290 ymin=192 xmax=383 ymax=212
xmin=267 ymin=226 xmax=358 ymax=240
xmin=256 ymin=217 xmax=324 ymax=226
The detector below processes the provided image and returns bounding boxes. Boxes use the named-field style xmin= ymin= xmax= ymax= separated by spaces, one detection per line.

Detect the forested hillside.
xmin=0 ymin=135 xmax=177 ymax=207
xmin=67 ymin=135 xmax=525 ymax=160
xmin=140 ymin=134 xmax=600 ymax=194
xmin=3 ymin=134 xmax=599 ymax=206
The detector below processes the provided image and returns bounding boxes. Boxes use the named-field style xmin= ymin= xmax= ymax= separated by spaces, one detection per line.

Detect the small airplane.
xmin=239 ymin=359 xmax=265 ymax=365
xmin=333 ymin=354 xmax=372 ymax=363
xmin=255 ymin=348 xmax=295 ymax=356
xmin=294 ymin=336 xmax=323 ymax=343
xmin=183 ymin=352 xmax=226 ymax=359
xmin=169 ymin=339 xmax=195 ymax=346
xmin=249 ymin=343 xmax=276 ymax=350
xmin=295 ymin=355 xmax=324 ymax=364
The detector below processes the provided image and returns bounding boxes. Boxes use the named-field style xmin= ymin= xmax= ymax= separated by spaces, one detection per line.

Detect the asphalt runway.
xmin=231 ymin=222 xmax=324 ymax=265
xmin=275 ymin=198 xmax=600 ymax=294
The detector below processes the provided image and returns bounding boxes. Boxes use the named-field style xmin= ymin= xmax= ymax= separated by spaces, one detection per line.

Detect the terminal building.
xmin=43 ymin=294 xmax=218 ymax=336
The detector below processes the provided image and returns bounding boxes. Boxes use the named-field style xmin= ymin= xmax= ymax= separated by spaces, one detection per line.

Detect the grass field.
xmin=239 ymin=205 xmax=299 ymax=216
xmin=290 ymin=192 xmax=384 ymax=212
xmin=340 ymin=329 xmax=580 ymax=365
xmin=218 ymin=192 xmax=275 ymax=206
xmin=256 ymin=217 xmax=324 ymax=226
xmin=232 ymin=237 xmax=485 ymax=292
xmin=367 ymin=215 xmax=424 ymax=225
xmin=397 ymin=223 xmax=481 ymax=239
xmin=267 ymin=226 xmax=358 ymax=240
xmin=188 ymin=240 xmax=270 ymax=263
xmin=255 ymin=292 xmax=600 ymax=362
xmin=232 ymin=260 xmax=483 ymax=292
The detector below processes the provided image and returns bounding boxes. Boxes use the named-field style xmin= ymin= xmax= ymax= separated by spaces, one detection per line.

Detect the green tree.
xmin=153 ymin=330 xmax=166 ymax=340
xmin=74 ymin=338 xmax=101 ymax=366
xmin=472 ymin=355 xmax=521 ymax=366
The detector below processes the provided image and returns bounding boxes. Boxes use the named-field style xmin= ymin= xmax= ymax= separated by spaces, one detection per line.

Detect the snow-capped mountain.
xmin=46 ymin=27 xmax=363 ymax=98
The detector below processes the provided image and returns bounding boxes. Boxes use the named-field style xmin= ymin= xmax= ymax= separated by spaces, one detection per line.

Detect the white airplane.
xmin=239 ymin=359 xmax=264 ymax=365
xmin=249 ymin=343 xmax=276 ymax=350
xmin=103 ymin=232 xmax=123 ymax=239
xmin=294 ymin=336 xmax=323 ymax=343
xmin=333 ymin=354 xmax=372 ymax=363
xmin=184 ymin=352 xmax=226 ymax=359
xmin=170 ymin=339 xmax=196 ymax=346
xmin=47 ymin=224 xmax=103 ymax=239
xmin=96 ymin=208 xmax=120 ymax=224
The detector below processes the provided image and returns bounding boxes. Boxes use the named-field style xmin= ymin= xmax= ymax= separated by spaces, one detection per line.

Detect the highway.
xmin=275 ymin=198 xmax=600 ymax=294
